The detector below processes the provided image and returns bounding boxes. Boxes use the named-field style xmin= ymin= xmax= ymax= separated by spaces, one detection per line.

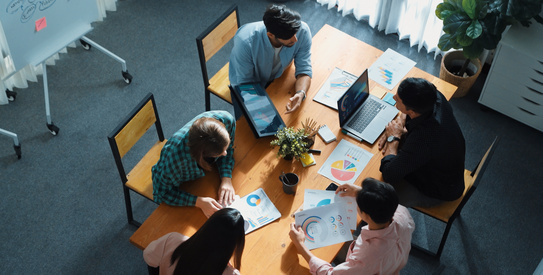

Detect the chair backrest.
xmin=196 ymin=5 xmax=239 ymax=86
xmin=449 ymin=136 xmax=499 ymax=218
xmin=469 ymin=136 xmax=499 ymax=190
xmin=108 ymin=93 xmax=164 ymax=183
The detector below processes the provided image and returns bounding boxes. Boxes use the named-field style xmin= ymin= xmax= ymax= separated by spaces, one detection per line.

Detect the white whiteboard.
xmin=1 ymin=0 xmax=99 ymax=71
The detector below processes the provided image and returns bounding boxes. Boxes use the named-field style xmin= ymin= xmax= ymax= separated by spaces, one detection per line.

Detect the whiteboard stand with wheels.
xmin=0 ymin=0 xmax=133 ymax=158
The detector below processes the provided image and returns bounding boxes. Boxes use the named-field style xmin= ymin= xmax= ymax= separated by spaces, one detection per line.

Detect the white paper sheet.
xmin=303 ymin=189 xmax=357 ymax=230
xmin=368 ymin=48 xmax=416 ymax=90
xmin=295 ymin=202 xmax=353 ymax=250
xmin=229 ymin=188 xmax=281 ymax=234
xmin=313 ymin=67 xmax=358 ymax=110
xmin=318 ymin=139 xmax=373 ymax=184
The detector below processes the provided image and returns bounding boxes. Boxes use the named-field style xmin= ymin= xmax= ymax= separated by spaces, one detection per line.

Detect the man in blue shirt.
xmin=229 ymin=4 xmax=312 ymax=113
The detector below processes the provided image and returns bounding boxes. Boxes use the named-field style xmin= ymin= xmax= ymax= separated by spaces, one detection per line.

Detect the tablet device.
xmin=231 ymin=83 xmax=285 ymax=138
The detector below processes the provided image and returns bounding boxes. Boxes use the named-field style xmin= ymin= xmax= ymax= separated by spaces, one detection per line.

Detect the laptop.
xmin=337 ymin=69 xmax=398 ymax=144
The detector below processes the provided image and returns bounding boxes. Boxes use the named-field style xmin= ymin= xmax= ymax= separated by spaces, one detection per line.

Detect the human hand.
xmin=218 ymin=177 xmax=235 ymax=206
xmin=385 ymin=117 xmax=406 ymax=138
xmin=377 ymin=134 xmax=388 ymax=153
xmin=195 ymin=197 xmax=222 ymax=218
xmin=285 ymin=93 xmax=304 ymax=114
xmin=335 ymin=183 xmax=361 ymax=197
xmin=289 ymin=223 xmax=305 ymax=248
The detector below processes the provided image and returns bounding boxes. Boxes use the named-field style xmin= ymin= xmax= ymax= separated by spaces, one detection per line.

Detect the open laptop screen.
xmin=231 ymin=83 xmax=285 ymax=138
xmin=338 ymin=69 xmax=370 ymax=126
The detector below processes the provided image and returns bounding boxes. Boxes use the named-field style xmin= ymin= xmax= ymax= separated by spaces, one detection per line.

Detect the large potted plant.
xmin=436 ymin=0 xmax=543 ymax=97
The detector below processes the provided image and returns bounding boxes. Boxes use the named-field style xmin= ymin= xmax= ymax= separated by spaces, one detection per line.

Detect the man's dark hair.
xmin=356 ymin=178 xmax=399 ymax=224
xmin=397 ymin=77 xmax=438 ymax=115
xmin=263 ymin=4 xmax=301 ymax=40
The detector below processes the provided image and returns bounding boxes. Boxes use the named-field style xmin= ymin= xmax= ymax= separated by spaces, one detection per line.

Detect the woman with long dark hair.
xmin=152 ymin=110 xmax=236 ymax=217
xmin=144 ymin=208 xmax=246 ymax=274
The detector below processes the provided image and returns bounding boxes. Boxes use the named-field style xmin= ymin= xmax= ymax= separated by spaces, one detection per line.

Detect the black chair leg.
xmin=122 ymin=186 xmax=138 ymax=226
xmin=205 ymin=90 xmax=211 ymax=111
xmin=435 ymin=219 xmax=455 ymax=259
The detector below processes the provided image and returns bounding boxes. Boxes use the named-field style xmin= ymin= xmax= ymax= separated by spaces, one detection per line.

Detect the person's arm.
xmin=229 ymin=34 xmax=256 ymax=86
xmin=143 ymin=233 xmax=179 ymax=267
xmin=290 ymin=223 xmax=356 ymax=275
xmin=380 ymin=127 xmax=435 ymax=184
xmin=195 ymin=197 xmax=222 ymax=217
xmin=218 ymin=177 xmax=235 ymax=206
xmin=214 ymin=111 xmax=236 ymax=205
xmin=335 ymin=183 xmax=361 ymax=197
xmin=289 ymin=223 xmax=315 ymax=263
xmin=377 ymin=113 xmax=406 ymax=155
xmin=286 ymin=23 xmax=312 ymax=114
xmin=286 ymin=74 xmax=311 ymax=113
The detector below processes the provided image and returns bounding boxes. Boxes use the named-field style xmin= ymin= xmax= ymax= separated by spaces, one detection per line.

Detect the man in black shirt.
xmin=378 ymin=78 xmax=465 ymax=207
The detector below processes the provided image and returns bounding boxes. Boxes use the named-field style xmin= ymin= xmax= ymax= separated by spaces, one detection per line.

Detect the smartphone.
xmin=325 ymin=182 xmax=338 ymax=191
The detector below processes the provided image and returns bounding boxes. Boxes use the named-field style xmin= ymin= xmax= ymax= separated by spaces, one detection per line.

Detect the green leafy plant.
xmin=436 ymin=0 xmax=543 ymax=74
xmin=270 ymin=127 xmax=309 ymax=160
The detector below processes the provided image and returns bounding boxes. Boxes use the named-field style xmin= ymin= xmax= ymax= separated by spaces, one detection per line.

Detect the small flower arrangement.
xmin=270 ymin=126 xmax=309 ymax=160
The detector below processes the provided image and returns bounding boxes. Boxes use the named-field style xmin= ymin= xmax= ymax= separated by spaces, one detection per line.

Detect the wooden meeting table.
xmin=129 ymin=24 xmax=456 ymax=274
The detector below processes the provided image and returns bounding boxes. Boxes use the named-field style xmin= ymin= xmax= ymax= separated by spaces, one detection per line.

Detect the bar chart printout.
xmin=368 ymin=48 xmax=416 ymax=90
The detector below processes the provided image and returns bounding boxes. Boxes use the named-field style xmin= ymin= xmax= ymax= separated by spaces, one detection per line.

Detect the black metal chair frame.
xmin=107 ymin=93 xmax=164 ymax=227
xmin=411 ymin=136 xmax=499 ymax=259
xmin=196 ymin=4 xmax=240 ymax=111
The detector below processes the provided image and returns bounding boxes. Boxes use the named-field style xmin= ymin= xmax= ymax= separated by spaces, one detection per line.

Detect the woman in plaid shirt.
xmin=152 ymin=111 xmax=236 ymax=217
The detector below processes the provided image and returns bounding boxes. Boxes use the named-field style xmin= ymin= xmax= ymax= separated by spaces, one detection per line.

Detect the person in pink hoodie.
xmin=290 ymin=178 xmax=415 ymax=275
xmin=144 ymin=208 xmax=245 ymax=275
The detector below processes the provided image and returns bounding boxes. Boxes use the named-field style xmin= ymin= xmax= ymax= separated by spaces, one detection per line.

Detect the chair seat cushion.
xmin=413 ymin=170 xmax=473 ymax=222
xmin=208 ymin=63 xmax=232 ymax=103
xmin=126 ymin=139 xmax=167 ymax=200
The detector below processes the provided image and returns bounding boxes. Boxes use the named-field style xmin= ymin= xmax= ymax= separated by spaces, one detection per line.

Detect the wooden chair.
xmin=196 ymin=4 xmax=240 ymax=111
xmin=411 ymin=136 xmax=499 ymax=259
xmin=107 ymin=93 xmax=166 ymax=227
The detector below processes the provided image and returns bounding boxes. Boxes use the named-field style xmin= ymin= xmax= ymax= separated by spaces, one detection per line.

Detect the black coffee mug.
xmin=280 ymin=173 xmax=299 ymax=195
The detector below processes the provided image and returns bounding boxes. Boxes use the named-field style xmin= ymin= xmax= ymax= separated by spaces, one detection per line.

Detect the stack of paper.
xmin=294 ymin=189 xmax=358 ymax=250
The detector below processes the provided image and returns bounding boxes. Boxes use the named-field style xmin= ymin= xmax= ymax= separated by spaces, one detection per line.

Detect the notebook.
xmin=337 ymin=69 xmax=398 ymax=144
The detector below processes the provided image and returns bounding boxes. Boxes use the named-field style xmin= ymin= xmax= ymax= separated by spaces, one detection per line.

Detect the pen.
xmin=344 ymin=131 xmax=364 ymax=142
xmin=308 ymin=149 xmax=321 ymax=154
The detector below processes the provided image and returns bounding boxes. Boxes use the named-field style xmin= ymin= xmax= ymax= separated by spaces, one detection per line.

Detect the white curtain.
xmin=316 ymin=0 xmax=443 ymax=57
xmin=0 ymin=0 xmax=118 ymax=105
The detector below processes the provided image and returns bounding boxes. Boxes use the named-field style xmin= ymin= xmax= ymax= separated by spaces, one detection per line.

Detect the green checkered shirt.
xmin=151 ymin=111 xmax=235 ymax=206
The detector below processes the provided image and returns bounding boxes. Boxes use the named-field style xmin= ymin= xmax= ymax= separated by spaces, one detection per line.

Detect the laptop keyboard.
xmin=347 ymin=99 xmax=383 ymax=131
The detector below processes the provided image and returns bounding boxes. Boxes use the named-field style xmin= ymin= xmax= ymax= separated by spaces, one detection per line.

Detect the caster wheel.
xmin=14 ymin=144 xmax=21 ymax=159
xmin=6 ymin=89 xmax=16 ymax=101
xmin=80 ymin=39 xmax=91 ymax=51
xmin=122 ymin=71 xmax=133 ymax=84
xmin=47 ymin=123 xmax=59 ymax=136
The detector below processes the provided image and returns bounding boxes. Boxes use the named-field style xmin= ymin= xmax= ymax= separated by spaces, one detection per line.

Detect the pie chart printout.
xmin=318 ymin=140 xmax=373 ymax=184
xmin=330 ymin=160 xmax=357 ymax=182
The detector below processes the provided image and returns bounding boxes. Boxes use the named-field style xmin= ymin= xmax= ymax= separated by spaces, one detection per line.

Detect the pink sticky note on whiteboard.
xmin=35 ymin=17 xmax=47 ymax=32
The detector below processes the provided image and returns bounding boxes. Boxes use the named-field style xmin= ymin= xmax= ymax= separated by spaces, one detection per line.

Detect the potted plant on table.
xmin=270 ymin=118 xmax=320 ymax=161
xmin=436 ymin=0 xmax=543 ymax=97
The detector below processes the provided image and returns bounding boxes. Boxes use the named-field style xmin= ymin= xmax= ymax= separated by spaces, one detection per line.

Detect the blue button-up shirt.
xmin=229 ymin=21 xmax=312 ymax=88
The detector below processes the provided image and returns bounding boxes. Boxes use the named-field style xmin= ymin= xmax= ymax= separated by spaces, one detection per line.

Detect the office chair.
xmin=196 ymin=4 xmax=240 ymax=111
xmin=107 ymin=93 xmax=166 ymax=227
xmin=411 ymin=136 xmax=500 ymax=259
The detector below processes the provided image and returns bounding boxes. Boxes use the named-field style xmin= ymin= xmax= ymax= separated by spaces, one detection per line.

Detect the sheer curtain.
xmin=0 ymin=0 xmax=118 ymax=105
xmin=316 ymin=0 xmax=443 ymax=56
